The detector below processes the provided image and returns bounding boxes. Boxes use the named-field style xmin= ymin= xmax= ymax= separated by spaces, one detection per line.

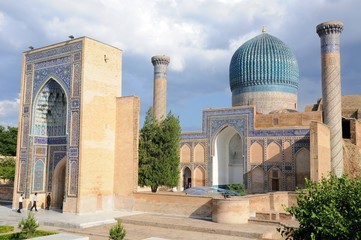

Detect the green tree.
xmin=0 ymin=125 xmax=18 ymax=156
xmin=278 ymin=174 xmax=361 ymax=240
xmin=0 ymin=156 xmax=16 ymax=181
xmin=138 ymin=108 xmax=181 ymax=192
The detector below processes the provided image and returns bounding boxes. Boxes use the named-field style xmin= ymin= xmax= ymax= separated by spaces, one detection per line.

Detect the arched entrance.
xmin=33 ymin=79 xmax=68 ymax=210
xmin=183 ymin=167 xmax=192 ymax=189
xmin=52 ymin=157 xmax=66 ymax=209
xmin=213 ymin=127 xmax=244 ymax=187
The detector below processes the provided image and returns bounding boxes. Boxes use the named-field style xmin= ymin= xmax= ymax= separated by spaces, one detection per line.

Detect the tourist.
xmin=46 ymin=193 xmax=51 ymax=210
xmin=30 ymin=193 xmax=38 ymax=211
xmin=17 ymin=194 xmax=23 ymax=213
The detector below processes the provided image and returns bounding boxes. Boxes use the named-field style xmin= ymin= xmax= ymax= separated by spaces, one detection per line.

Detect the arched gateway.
xmin=13 ymin=37 xmax=140 ymax=214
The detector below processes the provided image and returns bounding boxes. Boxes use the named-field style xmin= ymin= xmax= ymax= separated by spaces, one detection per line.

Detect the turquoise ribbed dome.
xmin=229 ymin=32 xmax=299 ymax=94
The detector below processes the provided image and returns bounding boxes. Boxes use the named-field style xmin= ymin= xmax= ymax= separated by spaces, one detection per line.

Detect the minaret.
xmin=316 ymin=21 xmax=344 ymax=177
xmin=151 ymin=55 xmax=170 ymax=121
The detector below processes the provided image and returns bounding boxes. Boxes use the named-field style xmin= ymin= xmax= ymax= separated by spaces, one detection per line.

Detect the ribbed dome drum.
xmin=229 ymin=31 xmax=299 ymax=114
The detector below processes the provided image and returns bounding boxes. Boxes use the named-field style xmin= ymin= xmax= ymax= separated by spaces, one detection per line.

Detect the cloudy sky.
xmin=0 ymin=0 xmax=360 ymax=131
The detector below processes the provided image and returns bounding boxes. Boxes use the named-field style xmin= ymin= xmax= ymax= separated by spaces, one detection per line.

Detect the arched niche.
xmin=250 ymin=142 xmax=263 ymax=164
xmin=33 ymin=79 xmax=67 ymax=137
xmin=295 ymin=148 xmax=310 ymax=188
xmin=182 ymin=167 xmax=192 ymax=189
xmin=213 ymin=126 xmax=243 ymax=186
xmin=194 ymin=144 xmax=205 ymax=163
xmin=267 ymin=141 xmax=282 ymax=163
xmin=194 ymin=166 xmax=205 ymax=187
xmin=251 ymin=166 xmax=264 ymax=193
xmin=180 ymin=144 xmax=191 ymax=163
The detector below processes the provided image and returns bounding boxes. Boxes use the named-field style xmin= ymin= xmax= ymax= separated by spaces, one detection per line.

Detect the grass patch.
xmin=0 ymin=226 xmax=14 ymax=234
xmin=0 ymin=229 xmax=57 ymax=240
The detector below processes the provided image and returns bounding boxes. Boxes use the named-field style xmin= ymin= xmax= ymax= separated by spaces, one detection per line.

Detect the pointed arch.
xmin=182 ymin=166 xmax=192 ymax=189
xmin=267 ymin=141 xmax=282 ymax=163
xmin=194 ymin=144 xmax=205 ymax=163
xmin=251 ymin=166 xmax=264 ymax=193
xmin=211 ymin=125 xmax=240 ymax=156
xmin=295 ymin=148 xmax=310 ymax=188
xmin=32 ymin=78 xmax=68 ymax=136
xmin=250 ymin=141 xmax=263 ymax=164
xmin=194 ymin=166 xmax=205 ymax=187
xmin=212 ymin=126 xmax=244 ymax=186
xmin=180 ymin=144 xmax=191 ymax=163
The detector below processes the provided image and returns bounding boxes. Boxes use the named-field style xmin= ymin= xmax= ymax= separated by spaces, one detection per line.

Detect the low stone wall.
xmin=133 ymin=192 xmax=213 ymax=218
xmin=132 ymin=191 xmax=297 ymax=221
xmin=0 ymin=184 xmax=13 ymax=201
xmin=246 ymin=192 xmax=297 ymax=214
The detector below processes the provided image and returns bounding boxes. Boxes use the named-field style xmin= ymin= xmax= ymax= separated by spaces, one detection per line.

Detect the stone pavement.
xmin=0 ymin=202 xmax=141 ymax=229
xmin=0 ymin=202 xmax=284 ymax=240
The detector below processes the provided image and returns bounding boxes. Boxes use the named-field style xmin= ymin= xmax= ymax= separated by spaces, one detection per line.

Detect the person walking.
xmin=17 ymin=194 xmax=23 ymax=213
xmin=46 ymin=193 xmax=51 ymax=210
xmin=30 ymin=193 xmax=38 ymax=211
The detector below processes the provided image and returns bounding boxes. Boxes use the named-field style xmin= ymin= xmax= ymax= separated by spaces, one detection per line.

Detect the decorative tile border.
xmin=26 ymin=42 xmax=82 ymax=63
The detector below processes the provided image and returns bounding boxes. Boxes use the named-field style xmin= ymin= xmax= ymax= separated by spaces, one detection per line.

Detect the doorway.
xmin=183 ymin=167 xmax=192 ymax=189
xmin=52 ymin=158 xmax=66 ymax=209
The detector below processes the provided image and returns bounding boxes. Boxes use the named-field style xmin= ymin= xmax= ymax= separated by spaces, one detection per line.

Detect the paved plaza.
xmin=0 ymin=202 xmax=283 ymax=239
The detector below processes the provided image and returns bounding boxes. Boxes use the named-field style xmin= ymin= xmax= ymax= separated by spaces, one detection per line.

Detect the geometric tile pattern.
xmin=33 ymin=159 xmax=45 ymax=191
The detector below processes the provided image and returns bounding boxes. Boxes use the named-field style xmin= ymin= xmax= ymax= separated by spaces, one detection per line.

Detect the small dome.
xmin=229 ymin=30 xmax=299 ymax=113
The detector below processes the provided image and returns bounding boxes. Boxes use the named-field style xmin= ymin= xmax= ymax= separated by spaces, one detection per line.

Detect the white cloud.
xmin=228 ymin=31 xmax=259 ymax=52
xmin=0 ymin=98 xmax=20 ymax=118
xmin=0 ymin=11 xmax=5 ymax=30
xmin=0 ymin=0 xmax=360 ymax=130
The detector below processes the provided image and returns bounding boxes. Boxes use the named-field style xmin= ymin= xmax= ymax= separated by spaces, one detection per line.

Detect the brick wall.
xmin=0 ymin=184 xmax=13 ymax=201
xmin=133 ymin=192 xmax=213 ymax=218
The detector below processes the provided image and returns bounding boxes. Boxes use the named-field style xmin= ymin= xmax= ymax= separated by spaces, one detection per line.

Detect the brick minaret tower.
xmin=316 ymin=21 xmax=344 ymax=176
xmin=151 ymin=55 xmax=170 ymax=121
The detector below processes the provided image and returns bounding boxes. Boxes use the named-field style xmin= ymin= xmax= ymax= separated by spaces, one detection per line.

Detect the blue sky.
xmin=0 ymin=0 xmax=360 ymax=131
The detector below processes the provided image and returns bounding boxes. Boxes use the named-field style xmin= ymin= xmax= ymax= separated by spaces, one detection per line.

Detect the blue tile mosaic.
xmin=229 ymin=33 xmax=299 ymax=93
xmin=26 ymin=42 xmax=82 ymax=63
xmin=69 ymin=147 xmax=78 ymax=158
xmin=19 ymin=40 xmax=83 ymax=197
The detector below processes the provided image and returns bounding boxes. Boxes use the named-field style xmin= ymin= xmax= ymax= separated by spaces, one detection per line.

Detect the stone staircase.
xmin=119 ymin=213 xmax=283 ymax=239
xmin=249 ymin=211 xmax=299 ymax=229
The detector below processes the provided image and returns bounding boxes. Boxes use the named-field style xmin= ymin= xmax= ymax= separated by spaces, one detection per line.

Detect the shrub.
xmin=109 ymin=220 xmax=126 ymax=240
xmin=0 ymin=230 xmax=57 ymax=240
xmin=18 ymin=212 xmax=39 ymax=238
xmin=278 ymin=174 xmax=361 ymax=240
xmin=0 ymin=226 xmax=14 ymax=234
xmin=226 ymin=183 xmax=245 ymax=195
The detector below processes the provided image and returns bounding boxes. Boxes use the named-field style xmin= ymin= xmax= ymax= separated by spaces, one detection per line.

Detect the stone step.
xmin=31 ymin=233 xmax=89 ymax=240
xmin=255 ymin=211 xmax=295 ymax=221
xmin=249 ymin=217 xmax=299 ymax=229
xmin=119 ymin=214 xmax=282 ymax=239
